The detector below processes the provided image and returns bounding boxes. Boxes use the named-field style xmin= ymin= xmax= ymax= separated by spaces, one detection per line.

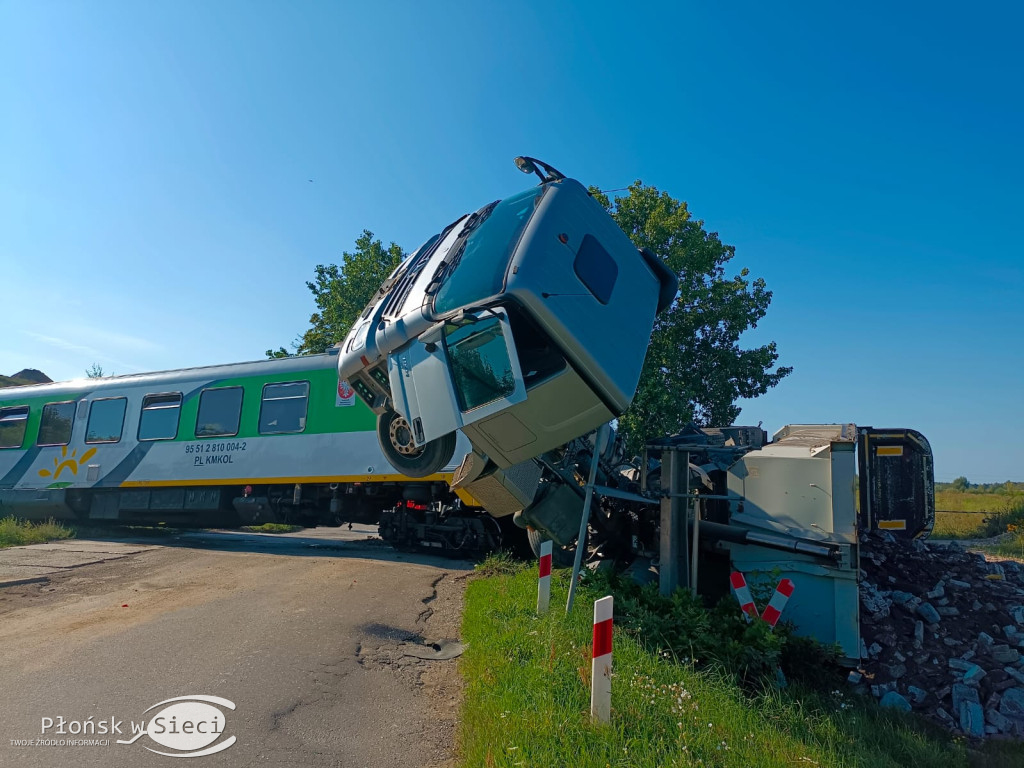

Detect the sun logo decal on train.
xmin=38 ymin=446 xmax=97 ymax=480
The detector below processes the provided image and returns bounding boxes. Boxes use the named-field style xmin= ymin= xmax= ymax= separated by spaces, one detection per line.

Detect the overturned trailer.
xmin=641 ymin=423 xmax=934 ymax=661
xmin=372 ymin=416 xmax=933 ymax=662
xmin=457 ymin=421 xmax=933 ymax=661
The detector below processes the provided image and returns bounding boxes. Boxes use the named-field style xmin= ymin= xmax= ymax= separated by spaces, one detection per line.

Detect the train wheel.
xmin=377 ymin=409 xmax=456 ymax=478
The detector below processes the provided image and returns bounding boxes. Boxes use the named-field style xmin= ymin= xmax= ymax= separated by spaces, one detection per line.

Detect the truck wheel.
xmin=377 ymin=409 xmax=457 ymax=478
xmin=527 ymin=527 xmax=575 ymax=568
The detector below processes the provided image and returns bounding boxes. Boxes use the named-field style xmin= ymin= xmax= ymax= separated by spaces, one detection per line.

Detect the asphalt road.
xmin=0 ymin=528 xmax=473 ymax=767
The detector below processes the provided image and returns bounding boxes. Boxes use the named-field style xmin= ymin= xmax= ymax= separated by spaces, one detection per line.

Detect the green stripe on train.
xmin=0 ymin=357 xmax=378 ymax=447
xmin=178 ymin=365 xmax=376 ymax=440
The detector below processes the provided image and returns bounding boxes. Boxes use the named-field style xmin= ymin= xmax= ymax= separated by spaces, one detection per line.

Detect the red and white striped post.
xmin=537 ymin=540 xmax=553 ymax=614
xmin=729 ymin=571 xmax=760 ymax=620
xmin=591 ymin=595 xmax=613 ymax=722
xmin=760 ymin=578 xmax=795 ymax=628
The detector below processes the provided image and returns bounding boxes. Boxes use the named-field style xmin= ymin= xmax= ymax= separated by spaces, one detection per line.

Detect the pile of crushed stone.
xmin=854 ymin=532 xmax=1024 ymax=738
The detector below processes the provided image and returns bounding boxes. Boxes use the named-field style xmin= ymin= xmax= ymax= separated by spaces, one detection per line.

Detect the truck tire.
xmin=377 ymin=409 xmax=457 ymax=478
xmin=527 ymin=527 xmax=575 ymax=568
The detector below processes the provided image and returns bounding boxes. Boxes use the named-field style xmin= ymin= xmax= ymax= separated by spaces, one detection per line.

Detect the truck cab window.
xmin=432 ymin=187 xmax=543 ymax=315
xmin=573 ymin=234 xmax=618 ymax=304
xmin=446 ymin=317 xmax=517 ymax=412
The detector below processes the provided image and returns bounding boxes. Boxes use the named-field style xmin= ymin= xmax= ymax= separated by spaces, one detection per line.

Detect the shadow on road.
xmin=70 ymin=526 xmax=478 ymax=571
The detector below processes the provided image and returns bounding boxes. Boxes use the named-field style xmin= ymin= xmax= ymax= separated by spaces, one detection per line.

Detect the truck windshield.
xmin=433 ymin=186 xmax=543 ymax=315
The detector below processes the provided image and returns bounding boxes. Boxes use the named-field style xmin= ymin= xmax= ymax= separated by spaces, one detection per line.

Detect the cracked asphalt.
xmin=0 ymin=527 xmax=472 ymax=767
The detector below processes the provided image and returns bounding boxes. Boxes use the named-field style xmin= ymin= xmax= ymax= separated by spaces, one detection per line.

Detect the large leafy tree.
xmin=267 ymin=230 xmax=402 ymax=357
xmin=591 ymin=182 xmax=792 ymax=453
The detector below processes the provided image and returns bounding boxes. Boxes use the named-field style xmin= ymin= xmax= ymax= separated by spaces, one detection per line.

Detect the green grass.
xmin=0 ymin=516 xmax=74 ymax=549
xmin=936 ymin=490 xmax=1024 ymax=515
xmin=459 ymin=562 xmax=1024 ymax=768
xmin=934 ymin=491 xmax=1024 ymax=539
xmin=977 ymin=529 xmax=1024 ymax=561
xmin=932 ymin=511 xmax=989 ymax=539
xmin=241 ymin=523 xmax=303 ymax=533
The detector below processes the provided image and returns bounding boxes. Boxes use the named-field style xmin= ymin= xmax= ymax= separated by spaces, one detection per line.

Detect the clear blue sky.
xmin=1 ymin=1 xmax=1021 ymax=482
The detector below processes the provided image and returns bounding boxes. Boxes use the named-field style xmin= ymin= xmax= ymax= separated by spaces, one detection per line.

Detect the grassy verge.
xmin=459 ymin=561 xmax=1024 ymax=768
xmin=933 ymin=511 xmax=989 ymax=539
xmin=977 ymin=528 xmax=1024 ymax=561
xmin=241 ymin=523 xmax=304 ymax=534
xmin=935 ymin=492 xmax=1024 ymax=539
xmin=0 ymin=516 xmax=74 ymax=549
xmin=935 ymin=490 xmax=1024 ymax=514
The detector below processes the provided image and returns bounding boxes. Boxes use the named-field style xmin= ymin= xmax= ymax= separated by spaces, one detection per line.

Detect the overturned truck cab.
xmin=338 ymin=157 xmax=676 ymax=478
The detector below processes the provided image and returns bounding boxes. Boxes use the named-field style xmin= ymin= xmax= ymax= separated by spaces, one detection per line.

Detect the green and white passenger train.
xmin=0 ymin=351 xmax=499 ymax=548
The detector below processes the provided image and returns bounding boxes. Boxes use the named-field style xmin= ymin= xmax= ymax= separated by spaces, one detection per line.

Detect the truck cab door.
xmin=858 ymin=427 xmax=935 ymax=538
xmin=387 ymin=307 xmax=527 ymax=446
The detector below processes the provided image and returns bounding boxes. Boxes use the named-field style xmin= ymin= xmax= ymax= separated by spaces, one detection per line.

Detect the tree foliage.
xmin=268 ymin=231 xmax=403 ymax=358
xmin=85 ymin=363 xmax=106 ymax=378
xmin=590 ymin=182 xmax=792 ymax=453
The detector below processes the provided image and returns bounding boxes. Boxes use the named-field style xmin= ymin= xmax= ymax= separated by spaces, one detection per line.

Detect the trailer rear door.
xmin=858 ymin=427 xmax=935 ymax=538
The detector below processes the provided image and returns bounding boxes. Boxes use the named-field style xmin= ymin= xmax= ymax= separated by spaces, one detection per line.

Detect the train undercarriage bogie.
xmin=378 ymin=500 xmax=506 ymax=558
xmin=229 ymin=480 xmax=457 ymax=529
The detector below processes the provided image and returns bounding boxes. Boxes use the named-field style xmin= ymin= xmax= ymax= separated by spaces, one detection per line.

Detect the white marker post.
xmin=537 ymin=540 xmax=553 ymax=614
xmin=591 ymin=595 xmax=613 ymax=723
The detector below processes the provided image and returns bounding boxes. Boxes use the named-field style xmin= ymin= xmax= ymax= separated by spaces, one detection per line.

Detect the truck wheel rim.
xmin=389 ymin=415 xmax=422 ymax=457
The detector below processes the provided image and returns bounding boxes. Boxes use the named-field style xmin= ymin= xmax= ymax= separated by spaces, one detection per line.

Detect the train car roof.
xmin=0 ymin=349 xmax=340 ymax=401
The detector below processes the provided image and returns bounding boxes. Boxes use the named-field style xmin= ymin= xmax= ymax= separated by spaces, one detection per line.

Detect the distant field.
xmin=932 ymin=511 xmax=989 ymax=539
xmin=935 ymin=490 xmax=1024 ymax=514
xmin=933 ymin=490 xmax=1024 ymax=539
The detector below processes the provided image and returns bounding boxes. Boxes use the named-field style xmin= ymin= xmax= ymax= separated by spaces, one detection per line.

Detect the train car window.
xmin=37 ymin=401 xmax=76 ymax=446
xmin=195 ymin=387 xmax=244 ymax=438
xmin=139 ymin=393 xmax=182 ymax=441
xmin=86 ymin=398 xmax=127 ymax=444
xmin=0 ymin=405 xmax=30 ymax=449
xmin=259 ymin=381 xmax=309 ymax=435
xmin=573 ymin=234 xmax=618 ymax=305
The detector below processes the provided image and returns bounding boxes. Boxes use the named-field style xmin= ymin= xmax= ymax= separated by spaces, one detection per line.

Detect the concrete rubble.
xmin=854 ymin=532 xmax=1024 ymax=739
